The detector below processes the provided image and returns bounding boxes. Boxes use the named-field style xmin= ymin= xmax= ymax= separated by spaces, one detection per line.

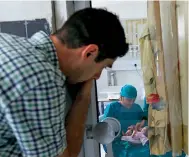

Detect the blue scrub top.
xmin=104 ymin=101 xmax=149 ymax=157
xmin=104 ymin=101 xmax=144 ymax=132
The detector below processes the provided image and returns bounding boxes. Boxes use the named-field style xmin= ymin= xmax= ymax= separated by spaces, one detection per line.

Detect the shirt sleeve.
xmin=136 ymin=104 xmax=147 ymax=120
xmin=104 ymin=103 xmax=114 ymax=118
xmin=135 ymin=104 xmax=148 ymax=127
xmin=4 ymin=82 xmax=67 ymax=157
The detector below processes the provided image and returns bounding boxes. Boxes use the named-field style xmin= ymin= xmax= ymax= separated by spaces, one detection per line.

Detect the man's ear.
xmin=81 ymin=44 xmax=99 ymax=59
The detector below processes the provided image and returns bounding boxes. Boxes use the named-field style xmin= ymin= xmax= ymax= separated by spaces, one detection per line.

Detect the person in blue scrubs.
xmin=103 ymin=84 xmax=150 ymax=157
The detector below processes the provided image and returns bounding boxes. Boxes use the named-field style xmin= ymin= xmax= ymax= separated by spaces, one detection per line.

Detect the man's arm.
xmin=61 ymin=80 xmax=93 ymax=157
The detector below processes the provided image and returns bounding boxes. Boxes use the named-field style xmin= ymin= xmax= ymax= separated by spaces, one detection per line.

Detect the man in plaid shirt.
xmin=0 ymin=8 xmax=128 ymax=157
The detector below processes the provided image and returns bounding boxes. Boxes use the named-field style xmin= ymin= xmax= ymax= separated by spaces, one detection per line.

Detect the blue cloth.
xmin=127 ymin=144 xmax=150 ymax=157
xmin=104 ymin=101 xmax=149 ymax=157
xmin=120 ymin=85 xmax=137 ymax=99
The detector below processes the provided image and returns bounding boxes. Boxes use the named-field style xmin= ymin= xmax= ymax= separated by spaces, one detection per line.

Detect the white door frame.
xmin=84 ymin=81 xmax=100 ymax=157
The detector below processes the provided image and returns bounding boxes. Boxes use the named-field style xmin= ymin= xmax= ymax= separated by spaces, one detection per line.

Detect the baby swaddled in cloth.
xmin=121 ymin=121 xmax=149 ymax=146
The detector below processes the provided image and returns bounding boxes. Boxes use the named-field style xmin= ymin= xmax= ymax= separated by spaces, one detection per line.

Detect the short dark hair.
xmin=54 ymin=8 xmax=129 ymax=62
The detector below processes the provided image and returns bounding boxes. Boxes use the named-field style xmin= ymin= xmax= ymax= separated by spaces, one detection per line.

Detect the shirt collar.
xmin=30 ymin=31 xmax=59 ymax=68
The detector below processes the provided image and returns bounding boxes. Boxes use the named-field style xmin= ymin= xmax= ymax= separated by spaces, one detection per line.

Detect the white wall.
xmin=0 ymin=1 xmax=52 ymax=26
xmin=91 ymin=0 xmax=147 ymax=105
xmin=92 ymin=0 xmax=147 ymax=19
xmin=54 ymin=1 xmax=68 ymax=30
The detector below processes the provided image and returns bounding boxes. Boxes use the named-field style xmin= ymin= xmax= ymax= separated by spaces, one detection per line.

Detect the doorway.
xmin=91 ymin=1 xmax=148 ymax=157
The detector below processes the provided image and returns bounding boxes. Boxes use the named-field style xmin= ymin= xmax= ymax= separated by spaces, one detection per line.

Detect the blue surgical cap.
xmin=120 ymin=85 xmax=137 ymax=99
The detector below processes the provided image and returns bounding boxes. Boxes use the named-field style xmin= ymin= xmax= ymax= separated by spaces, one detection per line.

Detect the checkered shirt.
xmin=0 ymin=31 xmax=69 ymax=157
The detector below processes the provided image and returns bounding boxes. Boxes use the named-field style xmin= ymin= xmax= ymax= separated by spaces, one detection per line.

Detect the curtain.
xmin=176 ymin=1 xmax=188 ymax=154
xmin=140 ymin=0 xmax=188 ymax=156
xmin=159 ymin=1 xmax=183 ymax=156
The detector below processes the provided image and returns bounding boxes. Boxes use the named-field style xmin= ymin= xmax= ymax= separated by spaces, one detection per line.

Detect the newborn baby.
xmin=121 ymin=122 xmax=148 ymax=145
